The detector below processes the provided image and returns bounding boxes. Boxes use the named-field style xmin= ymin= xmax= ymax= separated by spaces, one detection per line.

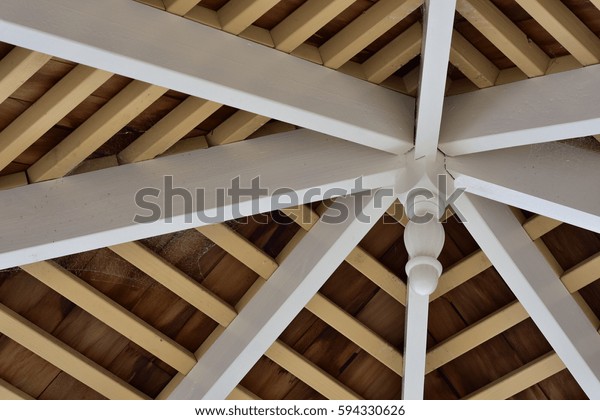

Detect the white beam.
xmin=402 ymin=288 xmax=430 ymax=399
xmin=446 ymin=143 xmax=600 ymax=234
xmin=452 ymin=193 xmax=600 ymax=399
xmin=414 ymin=0 xmax=456 ymax=158
xmin=168 ymin=190 xmax=396 ymax=399
xmin=439 ymin=65 xmax=600 ymax=155
xmin=0 ymin=129 xmax=404 ymax=269
xmin=0 ymin=0 xmax=415 ymax=154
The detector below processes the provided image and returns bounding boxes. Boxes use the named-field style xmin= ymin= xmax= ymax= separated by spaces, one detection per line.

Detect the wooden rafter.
xmin=27 ymin=81 xmax=167 ymax=182
xmin=108 ymin=241 xmax=237 ymax=327
xmin=0 ymin=378 xmax=33 ymax=400
xmin=20 ymin=261 xmax=197 ymax=374
xmin=0 ymin=65 xmax=112 ymax=172
xmin=0 ymin=304 xmax=147 ymax=400
xmin=118 ymin=98 xmax=221 ymax=163
xmin=271 ymin=0 xmax=353 ymax=53
xmin=447 ymin=143 xmax=600 ymax=233
xmin=319 ymin=0 xmax=422 ymax=69
xmin=455 ymin=0 xmax=550 ymax=77
xmin=515 ymin=0 xmax=600 ymax=66
xmin=465 ymin=352 xmax=565 ymax=400
xmin=265 ymin=341 xmax=361 ymax=400
xmin=0 ymin=47 xmax=50 ymax=104
xmin=168 ymin=191 xmax=396 ymax=399
xmin=206 ymin=111 xmax=270 ymax=146
xmin=164 ymin=0 xmax=198 ymax=16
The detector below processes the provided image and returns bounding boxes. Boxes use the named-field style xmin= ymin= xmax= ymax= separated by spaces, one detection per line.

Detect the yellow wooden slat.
xmin=196 ymin=223 xmax=279 ymax=279
xmin=21 ymin=261 xmax=197 ymax=374
xmin=426 ymin=301 xmax=528 ymax=373
xmin=561 ymin=252 xmax=600 ymax=293
xmin=0 ymin=171 xmax=28 ymax=191
xmin=27 ymin=81 xmax=167 ymax=182
xmin=118 ymin=97 xmax=220 ymax=163
xmin=159 ymin=135 xmax=208 ymax=156
xmin=386 ymin=200 xmax=409 ymax=226
xmin=281 ymin=205 xmax=320 ymax=231
xmin=430 ymin=250 xmax=492 ymax=300
xmin=450 ymin=30 xmax=499 ymax=88
xmin=0 ymin=65 xmax=112 ymax=172
xmin=108 ymin=241 xmax=237 ymax=327
xmin=0 ymin=303 xmax=146 ymax=400
xmin=0 ymin=378 xmax=33 ymax=400
xmin=456 ymin=0 xmax=550 ymax=77
xmin=271 ymin=0 xmax=353 ymax=53
xmin=265 ymin=340 xmax=361 ymax=400
xmin=363 ymin=22 xmax=422 ymax=84
xmin=306 ymin=293 xmax=403 ymax=376
xmin=164 ymin=0 xmax=198 ymax=15
xmin=206 ymin=110 xmax=270 ymax=146
xmin=346 ymin=246 xmax=407 ymax=306
xmin=465 ymin=352 xmax=565 ymax=400
xmin=218 ymin=0 xmax=280 ymax=35
xmin=515 ymin=0 xmax=600 ymax=66
xmin=0 ymin=47 xmax=50 ymax=104
xmin=522 ymin=214 xmax=562 ymax=240
xmin=227 ymin=386 xmax=261 ymax=400
xmin=319 ymin=0 xmax=422 ymax=69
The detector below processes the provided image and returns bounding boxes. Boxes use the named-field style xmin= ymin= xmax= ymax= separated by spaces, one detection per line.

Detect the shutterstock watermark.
xmin=132 ymin=175 xmax=465 ymax=225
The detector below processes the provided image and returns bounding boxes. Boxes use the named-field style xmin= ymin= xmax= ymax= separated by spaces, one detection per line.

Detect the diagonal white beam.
xmin=439 ymin=65 xmax=600 ymax=155
xmin=414 ymin=0 xmax=456 ymax=158
xmin=168 ymin=190 xmax=396 ymax=399
xmin=0 ymin=0 xmax=415 ymax=154
xmin=452 ymin=193 xmax=600 ymax=399
xmin=446 ymin=143 xmax=600 ymax=234
xmin=0 ymin=129 xmax=404 ymax=270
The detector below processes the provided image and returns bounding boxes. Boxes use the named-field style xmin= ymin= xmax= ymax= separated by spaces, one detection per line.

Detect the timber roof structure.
xmin=0 ymin=0 xmax=599 ymax=400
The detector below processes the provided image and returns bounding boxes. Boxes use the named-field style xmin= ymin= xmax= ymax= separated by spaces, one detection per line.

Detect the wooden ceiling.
xmin=0 ymin=0 xmax=599 ymax=400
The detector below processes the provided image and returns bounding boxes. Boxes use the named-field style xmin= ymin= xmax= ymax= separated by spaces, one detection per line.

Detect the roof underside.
xmin=0 ymin=0 xmax=599 ymax=400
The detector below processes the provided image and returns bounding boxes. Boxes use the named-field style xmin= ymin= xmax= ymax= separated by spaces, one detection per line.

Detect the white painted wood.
xmin=439 ymin=65 xmax=600 ymax=155
xmin=452 ymin=193 xmax=600 ymax=399
xmin=167 ymin=190 xmax=396 ymax=399
xmin=402 ymin=288 xmax=430 ymax=399
xmin=414 ymin=0 xmax=456 ymax=158
xmin=0 ymin=130 xmax=404 ymax=270
xmin=446 ymin=143 xmax=600 ymax=234
xmin=0 ymin=0 xmax=415 ymax=154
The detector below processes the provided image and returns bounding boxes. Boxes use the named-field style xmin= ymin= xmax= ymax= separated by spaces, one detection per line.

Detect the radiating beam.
xmin=217 ymin=0 xmax=279 ymax=35
xmin=414 ymin=0 xmax=456 ymax=158
xmin=168 ymin=190 xmax=396 ymax=399
xmin=0 ymin=129 xmax=403 ymax=270
xmin=446 ymin=143 xmax=600 ymax=234
xmin=0 ymin=65 xmax=112 ymax=172
xmin=0 ymin=0 xmax=415 ymax=154
xmin=452 ymin=193 xmax=600 ymax=399
xmin=164 ymin=0 xmax=198 ymax=16
xmin=439 ymin=65 xmax=600 ymax=155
